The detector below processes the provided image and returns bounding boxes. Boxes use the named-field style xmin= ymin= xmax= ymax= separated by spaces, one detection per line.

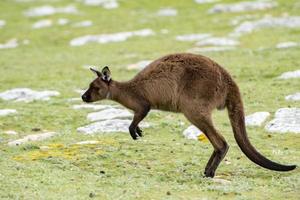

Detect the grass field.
xmin=0 ymin=0 xmax=299 ymax=199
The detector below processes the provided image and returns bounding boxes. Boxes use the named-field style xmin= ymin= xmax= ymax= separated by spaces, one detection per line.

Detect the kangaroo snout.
xmin=81 ymin=94 xmax=91 ymax=102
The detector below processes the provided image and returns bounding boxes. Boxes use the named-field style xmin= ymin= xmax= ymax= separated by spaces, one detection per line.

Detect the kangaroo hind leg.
xmin=184 ymin=112 xmax=229 ymax=178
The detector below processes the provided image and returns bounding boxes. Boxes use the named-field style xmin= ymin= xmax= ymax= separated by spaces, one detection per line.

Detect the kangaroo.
xmin=81 ymin=53 xmax=296 ymax=177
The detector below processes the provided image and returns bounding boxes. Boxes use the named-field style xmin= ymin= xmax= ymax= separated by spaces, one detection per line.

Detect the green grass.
xmin=0 ymin=0 xmax=299 ymax=199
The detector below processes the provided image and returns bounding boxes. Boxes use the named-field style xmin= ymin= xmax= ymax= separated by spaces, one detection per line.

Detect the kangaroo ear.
xmin=90 ymin=68 xmax=102 ymax=77
xmin=101 ymin=66 xmax=111 ymax=82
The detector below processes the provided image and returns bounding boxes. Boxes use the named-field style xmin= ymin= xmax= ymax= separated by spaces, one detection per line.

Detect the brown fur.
xmin=82 ymin=53 xmax=296 ymax=177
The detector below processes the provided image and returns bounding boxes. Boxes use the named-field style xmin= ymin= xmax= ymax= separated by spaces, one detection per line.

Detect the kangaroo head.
xmin=82 ymin=66 xmax=111 ymax=103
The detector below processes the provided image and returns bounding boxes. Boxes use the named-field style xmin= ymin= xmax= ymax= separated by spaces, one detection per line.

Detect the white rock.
xmin=233 ymin=16 xmax=300 ymax=36
xmin=0 ymin=20 xmax=6 ymax=28
xmin=24 ymin=5 xmax=78 ymax=17
xmin=57 ymin=18 xmax=70 ymax=26
xmin=73 ymin=20 xmax=93 ymax=27
xmin=70 ymin=29 xmax=155 ymax=46
xmin=285 ymin=93 xmax=300 ymax=101
xmin=157 ymin=8 xmax=177 ymax=17
xmin=245 ymin=112 xmax=270 ymax=127
xmin=0 ymin=39 xmax=18 ymax=49
xmin=8 ymin=132 xmax=56 ymax=146
xmin=75 ymin=140 xmax=99 ymax=145
xmin=276 ymin=42 xmax=298 ymax=49
xmin=265 ymin=108 xmax=300 ymax=133
xmin=175 ymin=33 xmax=211 ymax=42
xmin=72 ymin=104 xmax=114 ymax=110
xmin=87 ymin=108 xmax=133 ymax=122
xmin=183 ymin=125 xmax=204 ymax=140
xmin=0 ymin=109 xmax=17 ymax=117
xmin=32 ymin=19 xmax=52 ymax=29
xmin=209 ymin=1 xmax=277 ymax=13
xmin=0 ymin=88 xmax=60 ymax=102
xmin=81 ymin=0 xmax=119 ymax=9
xmin=77 ymin=119 xmax=149 ymax=134
xmin=127 ymin=60 xmax=152 ymax=70
xmin=195 ymin=0 xmax=218 ymax=4
xmin=188 ymin=46 xmax=235 ymax=53
xmin=196 ymin=37 xmax=239 ymax=46
xmin=3 ymin=130 xmax=18 ymax=135
xmin=277 ymin=70 xmax=300 ymax=79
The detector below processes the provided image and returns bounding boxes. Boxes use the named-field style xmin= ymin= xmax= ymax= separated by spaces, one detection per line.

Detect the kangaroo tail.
xmin=226 ymin=81 xmax=296 ymax=171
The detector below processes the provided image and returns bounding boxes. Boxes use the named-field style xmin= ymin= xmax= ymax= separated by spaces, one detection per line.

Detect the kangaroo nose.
xmin=82 ymin=94 xmax=87 ymax=102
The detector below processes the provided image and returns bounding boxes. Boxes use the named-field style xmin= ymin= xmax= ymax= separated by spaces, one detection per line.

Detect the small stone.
xmin=3 ymin=130 xmax=18 ymax=135
xmin=70 ymin=29 xmax=155 ymax=46
xmin=0 ymin=39 xmax=18 ymax=49
xmin=265 ymin=108 xmax=300 ymax=133
xmin=232 ymin=16 xmax=300 ymax=36
xmin=81 ymin=0 xmax=119 ymax=9
xmin=277 ymin=70 xmax=300 ymax=80
xmin=196 ymin=37 xmax=239 ymax=46
xmin=32 ymin=19 xmax=52 ymax=29
xmin=24 ymin=5 xmax=78 ymax=17
xmin=175 ymin=33 xmax=211 ymax=42
xmin=276 ymin=42 xmax=298 ymax=49
xmin=72 ymin=104 xmax=114 ymax=111
xmin=166 ymin=191 xmax=171 ymax=195
xmin=188 ymin=46 xmax=235 ymax=53
xmin=100 ymin=170 xmax=105 ymax=174
xmin=285 ymin=93 xmax=300 ymax=101
xmin=245 ymin=112 xmax=270 ymax=127
xmin=0 ymin=88 xmax=60 ymax=102
xmin=77 ymin=119 xmax=149 ymax=134
xmin=209 ymin=1 xmax=277 ymax=13
xmin=8 ymin=132 xmax=56 ymax=146
xmin=87 ymin=108 xmax=133 ymax=122
xmin=0 ymin=109 xmax=17 ymax=117
xmin=183 ymin=125 xmax=204 ymax=140
xmin=0 ymin=20 xmax=6 ymax=28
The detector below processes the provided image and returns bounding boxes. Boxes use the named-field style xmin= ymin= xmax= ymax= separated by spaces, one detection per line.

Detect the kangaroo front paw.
xmin=136 ymin=126 xmax=143 ymax=137
xmin=129 ymin=126 xmax=138 ymax=140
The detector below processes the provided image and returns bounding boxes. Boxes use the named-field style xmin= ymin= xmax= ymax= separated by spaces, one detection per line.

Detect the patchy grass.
xmin=0 ymin=0 xmax=299 ymax=199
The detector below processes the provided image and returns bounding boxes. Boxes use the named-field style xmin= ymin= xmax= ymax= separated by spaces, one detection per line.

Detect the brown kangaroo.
xmin=82 ymin=53 xmax=296 ymax=177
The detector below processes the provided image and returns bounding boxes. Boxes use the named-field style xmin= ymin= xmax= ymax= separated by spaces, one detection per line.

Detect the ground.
xmin=0 ymin=0 xmax=299 ymax=199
